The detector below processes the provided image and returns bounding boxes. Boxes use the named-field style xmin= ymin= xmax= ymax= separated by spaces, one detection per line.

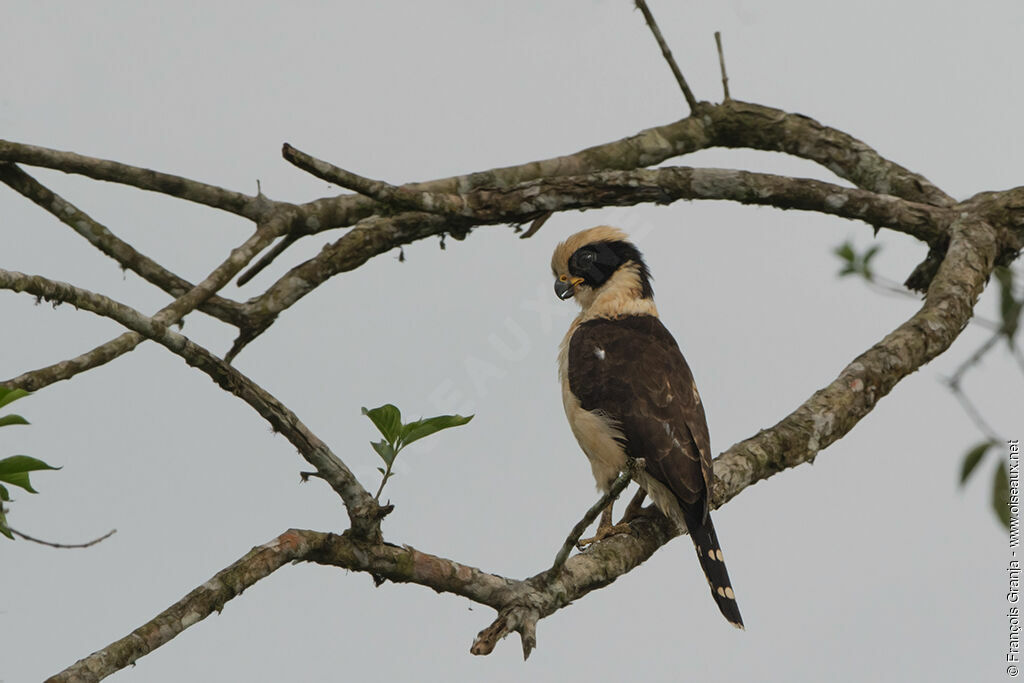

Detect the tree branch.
xmin=237 ymin=111 xmax=719 ymax=283
xmin=227 ymin=163 xmax=953 ymax=358
xmin=281 ymin=161 xmax=953 ymax=243
xmin=705 ymin=100 xmax=955 ymax=208
xmin=406 ymin=166 xmax=951 ymax=244
xmin=0 ymin=139 xmax=273 ymax=220
xmin=239 ymin=99 xmax=951 ymax=287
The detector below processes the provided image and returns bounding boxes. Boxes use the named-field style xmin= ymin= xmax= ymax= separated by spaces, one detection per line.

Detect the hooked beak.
xmin=554 ymin=276 xmax=584 ymax=300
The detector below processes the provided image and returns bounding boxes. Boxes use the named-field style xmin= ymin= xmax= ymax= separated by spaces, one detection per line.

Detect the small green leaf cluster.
xmin=960 ymin=440 xmax=1010 ymax=529
xmin=833 ymin=241 xmax=881 ymax=282
xmin=361 ymin=404 xmax=472 ymax=501
xmin=0 ymin=387 xmax=60 ymax=539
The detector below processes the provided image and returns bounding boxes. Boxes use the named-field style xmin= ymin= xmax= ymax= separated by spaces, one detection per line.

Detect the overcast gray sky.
xmin=2 ymin=2 xmax=1020 ymax=681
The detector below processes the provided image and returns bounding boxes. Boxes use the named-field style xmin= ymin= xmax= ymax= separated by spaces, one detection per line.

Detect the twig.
xmin=949 ymin=331 xmax=1003 ymax=386
xmin=1013 ymin=344 xmax=1024 ymax=375
xmin=944 ymin=331 xmax=1004 ymax=441
xmin=861 ymin=273 xmax=1002 ymax=330
xmin=8 ymin=527 xmax=116 ymax=549
xmin=237 ymin=233 xmax=301 ymax=286
xmin=548 ymin=467 xmax=635 ymax=575
xmin=519 ymin=211 xmax=552 ymax=239
xmin=282 ymin=143 xmax=467 ymax=216
xmin=947 ymin=379 xmax=1002 ymax=442
xmin=634 ymin=0 xmax=699 ymax=111
xmin=714 ymin=31 xmax=731 ymax=100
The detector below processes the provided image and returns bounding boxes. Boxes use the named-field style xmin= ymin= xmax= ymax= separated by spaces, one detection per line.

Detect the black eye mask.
xmin=571 ymin=243 xmax=621 ymax=284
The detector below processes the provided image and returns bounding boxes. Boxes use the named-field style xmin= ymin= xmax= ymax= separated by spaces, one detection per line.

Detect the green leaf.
xmin=0 ymin=387 xmax=29 ymax=410
xmin=0 ymin=455 xmax=61 ymax=476
xmin=861 ymin=245 xmax=881 ymax=281
xmin=0 ymin=506 xmax=12 ymax=540
xmin=994 ymin=267 xmax=1021 ymax=347
xmin=960 ymin=441 xmax=994 ymax=485
xmin=399 ymin=414 xmax=474 ymax=448
xmin=833 ymin=242 xmax=855 ymax=263
xmin=0 ymin=483 xmax=8 ymax=501
xmin=0 ymin=455 xmax=61 ymax=494
xmin=994 ymin=460 xmax=1011 ymax=529
xmin=0 ymin=414 xmax=29 ymax=428
xmin=371 ymin=440 xmax=397 ymax=467
xmin=833 ymin=241 xmax=883 ymax=281
xmin=362 ymin=404 xmax=402 ymax=444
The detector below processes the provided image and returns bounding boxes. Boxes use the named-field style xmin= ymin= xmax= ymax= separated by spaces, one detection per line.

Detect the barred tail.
xmin=685 ymin=511 xmax=744 ymax=629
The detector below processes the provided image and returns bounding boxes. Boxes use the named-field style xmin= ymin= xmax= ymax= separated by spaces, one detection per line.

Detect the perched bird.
xmin=552 ymin=225 xmax=743 ymax=629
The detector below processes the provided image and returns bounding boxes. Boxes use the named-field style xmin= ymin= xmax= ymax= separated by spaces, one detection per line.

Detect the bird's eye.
xmin=578 ymin=250 xmax=596 ymax=263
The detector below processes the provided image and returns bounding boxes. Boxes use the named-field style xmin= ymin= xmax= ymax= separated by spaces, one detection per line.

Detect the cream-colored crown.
xmin=551 ymin=226 xmax=631 ymax=274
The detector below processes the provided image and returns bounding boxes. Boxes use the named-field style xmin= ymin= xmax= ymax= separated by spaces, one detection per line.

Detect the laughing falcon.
xmin=552 ymin=225 xmax=743 ymax=629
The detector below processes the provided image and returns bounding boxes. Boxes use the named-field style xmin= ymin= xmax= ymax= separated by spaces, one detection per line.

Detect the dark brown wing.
xmin=567 ymin=315 xmax=713 ymax=521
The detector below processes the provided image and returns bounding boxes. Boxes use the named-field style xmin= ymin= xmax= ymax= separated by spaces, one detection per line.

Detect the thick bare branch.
xmin=705 ymin=100 xmax=955 ymax=207
xmin=0 ymin=268 xmax=379 ymax=529
xmin=228 ymin=165 xmax=952 ymax=359
xmin=288 ymin=115 xmax=715 ymax=233
xmin=278 ymin=101 xmax=951 ymax=240
xmin=0 ymin=163 xmax=248 ymax=327
xmin=0 ymin=139 xmax=273 ymax=220
xmin=336 ymin=165 xmax=952 ymax=244
xmin=242 ymin=99 xmax=954 ymax=288
xmin=236 ymin=112 xmax=719 ymax=284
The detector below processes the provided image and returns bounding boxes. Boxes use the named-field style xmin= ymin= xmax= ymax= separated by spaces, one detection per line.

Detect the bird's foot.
xmin=576 ymin=522 xmax=633 ymax=550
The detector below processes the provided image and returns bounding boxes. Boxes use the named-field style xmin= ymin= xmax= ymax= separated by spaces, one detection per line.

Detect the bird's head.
xmin=551 ymin=226 xmax=654 ymax=314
